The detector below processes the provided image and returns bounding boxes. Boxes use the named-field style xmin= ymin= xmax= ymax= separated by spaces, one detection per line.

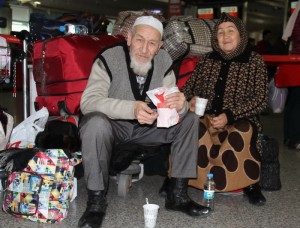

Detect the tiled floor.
xmin=0 ymin=90 xmax=299 ymax=228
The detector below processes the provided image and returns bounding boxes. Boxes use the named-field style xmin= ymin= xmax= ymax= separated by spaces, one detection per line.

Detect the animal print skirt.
xmin=189 ymin=115 xmax=261 ymax=192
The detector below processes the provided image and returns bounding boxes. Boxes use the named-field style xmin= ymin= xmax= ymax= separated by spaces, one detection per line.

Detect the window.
xmin=12 ymin=21 xmax=29 ymax=32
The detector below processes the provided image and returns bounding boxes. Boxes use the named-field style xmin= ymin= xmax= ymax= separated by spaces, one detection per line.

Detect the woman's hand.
xmin=209 ymin=113 xmax=228 ymax=129
xmin=188 ymin=96 xmax=197 ymax=112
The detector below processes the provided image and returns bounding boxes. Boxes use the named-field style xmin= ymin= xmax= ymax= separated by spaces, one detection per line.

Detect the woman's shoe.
xmin=243 ymin=183 xmax=266 ymax=206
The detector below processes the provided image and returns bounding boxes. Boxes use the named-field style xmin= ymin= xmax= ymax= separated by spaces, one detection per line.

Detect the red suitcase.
xmin=33 ymin=34 xmax=125 ymax=115
xmin=173 ymin=56 xmax=200 ymax=90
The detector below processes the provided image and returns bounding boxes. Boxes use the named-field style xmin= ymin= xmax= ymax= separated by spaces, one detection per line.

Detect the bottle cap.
xmin=59 ymin=25 xmax=65 ymax=32
xmin=207 ymin=173 xmax=213 ymax=178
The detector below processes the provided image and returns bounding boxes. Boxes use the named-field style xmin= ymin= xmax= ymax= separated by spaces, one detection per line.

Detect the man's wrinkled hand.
xmin=165 ymin=92 xmax=186 ymax=112
xmin=134 ymin=101 xmax=158 ymax=125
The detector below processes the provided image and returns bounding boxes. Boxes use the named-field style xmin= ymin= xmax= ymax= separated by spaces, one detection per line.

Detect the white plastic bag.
xmin=146 ymin=87 xmax=180 ymax=128
xmin=7 ymin=107 xmax=49 ymax=148
xmin=0 ymin=111 xmax=14 ymax=150
xmin=268 ymin=78 xmax=288 ymax=113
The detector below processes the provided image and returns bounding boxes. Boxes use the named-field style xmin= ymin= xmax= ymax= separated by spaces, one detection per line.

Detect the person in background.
xmin=255 ymin=29 xmax=273 ymax=55
xmin=78 ymin=16 xmax=210 ymax=228
xmin=273 ymin=34 xmax=289 ymax=55
xmin=182 ymin=13 xmax=268 ymax=206
xmin=282 ymin=0 xmax=300 ymax=150
xmin=255 ymin=29 xmax=276 ymax=82
xmin=248 ymin=37 xmax=256 ymax=50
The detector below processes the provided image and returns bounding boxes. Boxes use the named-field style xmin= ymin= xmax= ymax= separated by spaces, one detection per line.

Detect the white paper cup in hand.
xmin=143 ymin=203 xmax=159 ymax=228
xmin=195 ymin=97 xmax=208 ymax=116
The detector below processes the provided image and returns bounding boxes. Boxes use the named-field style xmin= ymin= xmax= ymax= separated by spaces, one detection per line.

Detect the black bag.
xmin=110 ymin=144 xmax=170 ymax=176
xmin=34 ymin=118 xmax=84 ymax=179
xmin=0 ymin=148 xmax=38 ymax=173
xmin=260 ymin=134 xmax=282 ymax=191
xmin=35 ymin=119 xmax=81 ymax=155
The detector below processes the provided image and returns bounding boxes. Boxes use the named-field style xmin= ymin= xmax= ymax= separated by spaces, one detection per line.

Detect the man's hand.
xmin=164 ymin=92 xmax=186 ymax=112
xmin=209 ymin=113 xmax=228 ymax=129
xmin=134 ymin=101 xmax=158 ymax=125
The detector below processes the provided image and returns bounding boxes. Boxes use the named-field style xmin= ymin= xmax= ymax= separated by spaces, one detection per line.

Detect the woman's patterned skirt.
xmin=189 ymin=115 xmax=261 ymax=192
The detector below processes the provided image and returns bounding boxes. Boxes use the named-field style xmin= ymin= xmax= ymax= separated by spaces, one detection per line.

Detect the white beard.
xmin=130 ymin=54 xmax=152 ymax=76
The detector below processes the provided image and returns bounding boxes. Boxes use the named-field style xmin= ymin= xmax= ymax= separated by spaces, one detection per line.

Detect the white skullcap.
xmin=132 ymin=16 xmax=163 ymax=37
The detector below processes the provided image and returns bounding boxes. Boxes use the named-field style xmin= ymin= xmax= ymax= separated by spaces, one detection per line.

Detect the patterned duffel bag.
xmin=162 ymin=16 xmax=216 ymax=61
xmin=3 ymin=149 xmax=81 ymax=223
xmin=112 ymin=10 xmax=165 ymax=40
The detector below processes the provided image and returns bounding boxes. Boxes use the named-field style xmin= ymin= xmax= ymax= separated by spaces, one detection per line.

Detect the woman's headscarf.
xmin=211 ymin=13 xmax=248 ymax=60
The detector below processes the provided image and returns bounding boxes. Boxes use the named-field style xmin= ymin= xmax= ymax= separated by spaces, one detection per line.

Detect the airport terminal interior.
xmin=1 ymin=0 xmax=300 ymax=227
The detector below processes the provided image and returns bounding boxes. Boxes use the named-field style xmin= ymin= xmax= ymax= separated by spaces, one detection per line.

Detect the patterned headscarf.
xmin=211 ymin=13 xmax=248 ymax=60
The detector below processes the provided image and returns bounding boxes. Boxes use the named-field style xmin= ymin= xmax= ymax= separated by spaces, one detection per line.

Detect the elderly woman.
xmin=182 ymin=13 xmax=268 ymax=206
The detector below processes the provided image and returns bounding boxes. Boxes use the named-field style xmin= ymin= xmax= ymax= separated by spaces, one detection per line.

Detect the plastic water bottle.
xmin=59 ymin=24 xmax=88 ymax=35
xmin=203 ymin=173 xmax=216 ymax=211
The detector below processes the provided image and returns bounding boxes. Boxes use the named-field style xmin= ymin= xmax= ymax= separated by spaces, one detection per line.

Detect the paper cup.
xmin=143 ymin=204 xmax=159 ymax=228
xmin=195 ymin=97 xmax=208 ymax=116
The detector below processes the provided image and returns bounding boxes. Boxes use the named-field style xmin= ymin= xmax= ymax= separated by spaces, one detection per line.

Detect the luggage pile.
xmin=31 ymin=11 xmax=217 ymax=117
xmin=33 ymin=34 xmax=125 ymax=116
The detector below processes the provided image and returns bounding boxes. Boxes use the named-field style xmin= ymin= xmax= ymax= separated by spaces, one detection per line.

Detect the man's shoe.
xmin=159 ymin=177 xmax=170 ymax=197
xmin=165 ymin=178 xmax=210 ymax=216
xmin=78 ymin=190 xmax=107 ymax=228
xmin=244 ymin=183 xmax=266 ymax=206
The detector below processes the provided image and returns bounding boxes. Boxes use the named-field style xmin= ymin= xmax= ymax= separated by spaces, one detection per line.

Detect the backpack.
xmin=3 ymin=148 xmax=80 ymax=223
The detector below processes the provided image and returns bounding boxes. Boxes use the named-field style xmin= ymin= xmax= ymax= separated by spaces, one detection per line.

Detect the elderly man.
xmin=78 ymin=16 xmax=210 ymax=228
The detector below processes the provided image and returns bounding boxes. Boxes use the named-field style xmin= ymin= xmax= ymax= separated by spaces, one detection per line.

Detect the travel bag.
xmin=33 ymin=34 xmax=125 ymax=115
xmin=274 ymin=63 xmax=300 ymax=88
xmin=172 ymin=56 xmax=200 ymax=90
xmin=162 ymin=16 xmax=216 ymax=61
xmin=260 ymin=134 xmax=282 ymax=191
xmin=3 ymin=148 xmax=81 ymax=223
xmin=112 ymin=10 xmax=165 ymax=40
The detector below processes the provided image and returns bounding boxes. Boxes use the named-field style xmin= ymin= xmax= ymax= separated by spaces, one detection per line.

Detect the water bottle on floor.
xmin=203 ymin=173 xmax=216 ymax=211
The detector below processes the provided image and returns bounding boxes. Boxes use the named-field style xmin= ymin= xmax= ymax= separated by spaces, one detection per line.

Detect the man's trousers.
xmin=79 ymin=111 xmax=199 ymax=191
